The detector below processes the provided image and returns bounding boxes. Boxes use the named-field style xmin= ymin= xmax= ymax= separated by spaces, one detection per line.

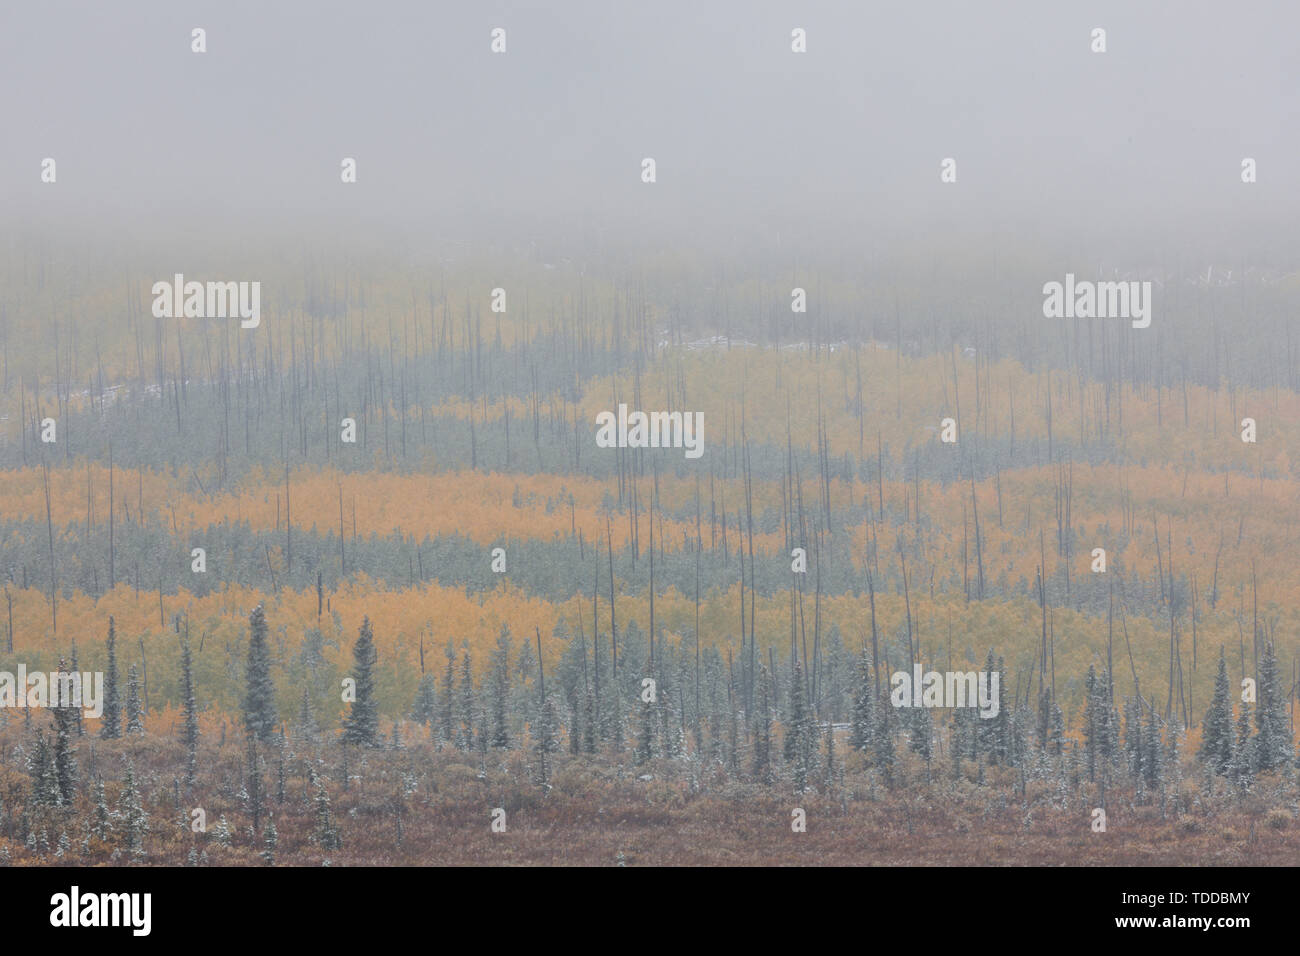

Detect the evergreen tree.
xmin=125 ymin=664 xmax=144 ymax=735
xmin=341 ymin=617 xmax=380 ymax=747
xmin=180 ymin=639 xmax=200 ymax=790
xmin=91 ymin=776 xmax=111 ymax=840
xmin=752 ymin=664 xmax=773 ymax=785
xmin=707 ymin=651 xmax=722 ymax=763
xmin=1254 ymin=642 xmax=1290 ymax=774
xmin=1164 ymin=722 xmax=1183 ymax=788
xmin=1083 ymin=665 xmax=1101 ymax=781
xmin=52 ymin=661 xmax=78 ymax=805
xmin=99 ymin=617 xmax=122 ymax=739
xmin=28 ymin=731 xmax=59 ymax=808
xmin=1048 ymin=699 xmax=1065 ymax=757
xmin=536 ymin=694 xmax=557 ymax=787
xmin=908 ymin=702 xmax=933 ymax=766
xmin=1100 ymin=668 xmax=1120 ymax=772
xmin=310 ymin=768 xmax=341 ymax=850
xmin=439 ymin=642 xmax=456 ymax=746
xmin=489 ymin=626 xmax=511 ymax=749
xmin=212 ymin=814 xmax=232 ymax=847
xmin=69 ymin=641 xmax=84 ymax=737
xmin=262 ymin=816 xmax=278 ymax=865
xmin=823 ymin=713 xmax=837 ymax=791
xmin=119 ymin=759 xmax=148 ymax=858
xmin=514 ymin=636 xmax=537 ymax=731
xmin=275 ymin=726 xmax=287 ymax=804
xmin=788 ymin=658 xmax=815 ymax=792
xmin=1228 ymin=696 xmax=1255 ymax=790
xmin=567 ymin=695 xmax=583 ymax=755
xmin=849 ymin=646 xmax=874 ymax=753
xmin=634 ymin=696 xmax=656 ymax=766
xmin=1036 ymin=688 xmax=1055 ymax=752
xmin=873 ymin=691 xmax=896 ymax=784
xmin=456 ymin=649 xmax=475 ymax=751
xmin=296 ymin=685 xmax=317 ymax=741
xmin=243 ymin=604 xmax=278 ymax=743
xmin=1141 ymin=702 xmax=1163 ymax=789
xmin=726 ymin=666 xmax=739 ymax=773
xmin=1123 ymin=695 xmax=1143 ymax=780
xmin=410 ymin=673 xmax=437 ymax=729
xmin=583 ymin=681 xmax=597 ymax=754
xmin=1198 ymin=647 xmax=1233 ymax=775
xmin=474 ymin=701 xmax=490 ymax=759
xmin=976 ymin=651 xmax=1008 ymax=763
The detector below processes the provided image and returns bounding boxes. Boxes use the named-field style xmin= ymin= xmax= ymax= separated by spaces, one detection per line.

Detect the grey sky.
xmin=2 ymin=0 xmax=1297 ymax=258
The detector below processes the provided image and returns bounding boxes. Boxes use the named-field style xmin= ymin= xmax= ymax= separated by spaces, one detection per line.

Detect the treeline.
xmin=3 ymin=593 xmax=1295 ymax=865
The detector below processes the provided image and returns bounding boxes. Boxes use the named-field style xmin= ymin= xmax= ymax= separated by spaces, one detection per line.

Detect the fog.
xmin=1 ymin=0 xmax=1297 ymax=261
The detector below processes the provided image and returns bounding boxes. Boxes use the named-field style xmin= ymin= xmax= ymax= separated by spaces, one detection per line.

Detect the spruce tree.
xmin=1141 ymin=702 xmax=1163 ymax=789
xmin=341 ymin=617 xmax=379 ymax=747
xmin=91 ymin=775 xmax=111 ymax=840
xmin=69 ymin=642 xmax=84 ymax=737
xmin=752 ymin=664 xmax=773 ymax=784
xmin=243 ymin=604 xmax=278 ymax=743
xmin=410 ymin=673 xmax=437 ymax=729
xmin=849 ymin=646 xmax=874 ymax=753
xmin=180 ymin=639 xmax=200 ymax=790
xmin=1100 ymin=667 xmax=1119 ymax=772
xmin=456 ymin=649 xmax=475 ymax=751
xmin=634 ymin=696 xmax=656 ymax=766
xmin=1048 ymin=699 xmax=1065 ymax=757
xmin=296 ymin=685 xmax=317 ymax=741
xmin=1123 ymin=695 xmax=1143 ymax=780
xmin=567 ymin=695 xmax=583 ymax=755
xmin=582 ymin=684 xmax=597 ymax=754
xmin=788 ymin=658 xmax=814 ymax=792
xmin=1254 ymin=642 xmax=1290 ymax=774
xmin=125 ymin=664 xmax=144 ymax=734
xmin=873 ymin=691 xmax=896 ymax=784
xmin=1083 ymin=665 xmax=1100 ymax=781
xmin=310 ymin=768 xmax=341 ymax=850
xmin=120 ymin=759 xmax=148 ymax=858
xmin=99 ymin=617 xmax=121 ymax=739
xmin=439 ymin=642 xmax=456 ymax=746
xmin=909 ymin=702 xmax=933 ymax=766
xmin=28 ymin=731 xmax=59 ymax=808
xmin=275 ymin=726 xmax=287 ymax=804
xmin=1198 ymin=648 xmax=1234 ymax=775
xmin=489 ymin=626 xmax=511 ymax=749
xmin=1036 ymin=687 xmax=1054 ymax=751
xmin=1228 ymin=696 xmax=1256 ymax=790
xmin=823 ymin=713 xmax=837 ymax=791
xmin=536 ymin=694 xmax=557 ymax=786
xmin=1164 ymin=722 xmax=1183 ymax=787
xmin=262 ymin=816 xmax=278 ymax=865
xmin=976 ymin=651 xmax=1007 ymax=763
xmin=52 ymin=661 xmax=78 ymax=805
xmin=474 ymin=701 xmax=490 ymax=759
xmin=707 ymin=652 xmax=722 ymax=762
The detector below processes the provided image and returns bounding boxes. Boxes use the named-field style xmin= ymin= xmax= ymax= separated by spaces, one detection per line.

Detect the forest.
xmin=0 ymin=235 xmax=1297 ymax=865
